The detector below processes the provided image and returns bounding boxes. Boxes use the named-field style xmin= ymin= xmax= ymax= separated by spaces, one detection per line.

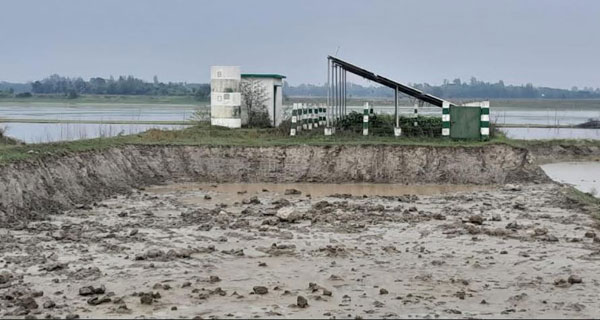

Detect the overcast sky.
xmin=1 ymin=0 xmax=599 ymax=88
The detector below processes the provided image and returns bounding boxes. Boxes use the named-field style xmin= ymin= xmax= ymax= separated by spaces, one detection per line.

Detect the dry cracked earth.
xmin=1 ymin=182 xmax=600 ymax=319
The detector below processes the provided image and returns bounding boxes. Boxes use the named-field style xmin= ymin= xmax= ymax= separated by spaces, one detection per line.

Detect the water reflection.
xmin=2 ymin=123 xmax=189 ymax=143
xmin=502 ymin=128 xmax=600 ymax=140
xmin=541 ymin=162 xmax=600 ymax=196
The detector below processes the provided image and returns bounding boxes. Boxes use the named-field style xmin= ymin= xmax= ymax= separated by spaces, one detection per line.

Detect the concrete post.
xmin=308 ymin=105 xmax=313 ymax=130
xmin=323 ymin=105 xmax=333 ymax=136
xmin=319 ymin=104 xmax=324 ymax=127
xmin=442 ymin=101 xmax=450 ymax=137
xmin=394 ymin=127 xmax=402 ymax=137
xmin=302 ymin=103 xmax=307 ymax=130
xmin=413 ymin=101 xmax=419 ymax=127
xmin=290 ymin=103 xmax=297 ymax=136
xmin=363 ymin=102 xmax=369 ymax=136
xmin=480 ymin=100 xmax=490 ymax=140
xmin=394 ymin=87 xmax=401 ymax=137
xmin=297 ymin=103 xmax=303 ymax=132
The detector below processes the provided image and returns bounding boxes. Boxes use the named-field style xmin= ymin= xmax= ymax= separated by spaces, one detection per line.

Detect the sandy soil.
xmin=1 ymin=182 xmax=599 ymax=319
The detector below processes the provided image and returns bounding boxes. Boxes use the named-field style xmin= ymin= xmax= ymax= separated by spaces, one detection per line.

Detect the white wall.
xmin=211 ymin=66 xmax=241 ymax=128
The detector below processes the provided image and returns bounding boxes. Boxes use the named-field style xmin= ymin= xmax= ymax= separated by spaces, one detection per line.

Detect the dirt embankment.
xmin=0 ymin=144 xmax=545 ymax=225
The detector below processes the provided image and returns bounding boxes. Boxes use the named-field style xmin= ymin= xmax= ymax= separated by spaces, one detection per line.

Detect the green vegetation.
xmin=2 ymin=120 xmax=600 ymax=165
xmin=0 ymin=122 xmax=478 ymax=163
xmin=338 ymin=112 xmax=444 ymax=137
xmin=30 ymin=74 xmax=209 ymax=97
xmin=564 ymin=187 xmax=600 ymax=220
xmin=0 ymin=126 xmax=20 ymax=146
xmin=241 ymin=78 xmax=272 ymax=128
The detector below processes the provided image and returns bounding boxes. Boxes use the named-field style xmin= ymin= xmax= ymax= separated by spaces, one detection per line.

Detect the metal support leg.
xmin=326 ymin=58 xmax=330 ymax=131
xmin=394 ymin=87 xmax=401 ymax=136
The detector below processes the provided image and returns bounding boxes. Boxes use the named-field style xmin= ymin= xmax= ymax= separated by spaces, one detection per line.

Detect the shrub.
xmin=275 ymin=118 xmax=292 ymax=135
xmin=67 ymin=90 xmax=79 ymax=99
xmin=15 ymin=92 xmax=32 ymax=98
xmin=241 ymin=79 xmax=271 ymax=128
xmin=0 ymin=126 xmax=20 ymax=145
xmin=336 ymin=111 xmax=442 ymax=137
xmin=247 ymin=110 xmax=272 ymax=128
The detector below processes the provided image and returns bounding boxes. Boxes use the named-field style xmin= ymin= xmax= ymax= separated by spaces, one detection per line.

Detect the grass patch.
xmin=1 ymin=121 xmax=600 ymax=164
xmin=0 ymin=122 xmax=505 ymax=163
xmin=564 ymin=187 xmax=600 ymax=220
xmin=0 ymin=126 xmax=20 ymax=146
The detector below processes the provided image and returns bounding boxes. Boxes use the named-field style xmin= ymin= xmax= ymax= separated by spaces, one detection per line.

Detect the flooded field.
xmin=2 ymin=123 xmax=189 ymax=144
xmin=1 ymin=182 xmax=599 ymax=318
xmin=1 ymin=100 xmax=600 ymax=142
xmin=542 ymin=162 xmax=600 ymax=196
xmin=503 ymin=128 xmax=600 ymax=140
xmin=0 ymin=103 xmax=198 ymax=143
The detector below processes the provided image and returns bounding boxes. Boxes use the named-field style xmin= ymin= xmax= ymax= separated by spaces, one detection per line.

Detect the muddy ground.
xmin=1 ymin=182 xmax=599 ymax=319
xmin=0 ymin=144 xmax=545 ymax=226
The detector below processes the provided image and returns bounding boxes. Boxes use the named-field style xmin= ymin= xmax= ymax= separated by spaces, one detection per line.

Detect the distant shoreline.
xmin=0 ymin=94 xmax=208 ymax=105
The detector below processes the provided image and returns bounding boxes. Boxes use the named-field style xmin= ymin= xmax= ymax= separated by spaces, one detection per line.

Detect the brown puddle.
xmin=148 ymin=182 xmax=492 ymax=199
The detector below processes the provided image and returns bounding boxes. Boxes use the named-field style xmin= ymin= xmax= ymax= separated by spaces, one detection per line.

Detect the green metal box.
xmin=449 ymin=106 xmax=483 ymax=140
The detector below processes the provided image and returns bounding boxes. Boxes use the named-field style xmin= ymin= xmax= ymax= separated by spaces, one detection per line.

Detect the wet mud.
xmin=1 ymin=183 xmax=599 ymax=318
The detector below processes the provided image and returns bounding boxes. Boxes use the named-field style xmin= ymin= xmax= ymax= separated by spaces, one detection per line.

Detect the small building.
xmin=210 ymin=66 xmax=242 ymax=128
xmin=241 ymin=74 xmax=286 ymax=127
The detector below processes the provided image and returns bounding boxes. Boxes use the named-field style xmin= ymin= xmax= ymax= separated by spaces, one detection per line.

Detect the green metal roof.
xmin=241 ymin=73 xmax=286 ymax=79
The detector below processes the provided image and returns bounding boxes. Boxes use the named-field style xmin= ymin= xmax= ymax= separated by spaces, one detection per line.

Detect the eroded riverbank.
xmin=0 ymin=144 xmax=546 ymax=226
xmin=1 ymin=182 xmax=599 ymax=318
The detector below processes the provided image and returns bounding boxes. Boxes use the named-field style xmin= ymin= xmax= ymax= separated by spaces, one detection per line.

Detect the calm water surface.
xmin=541 ymin=162 xmax=600 ymax=197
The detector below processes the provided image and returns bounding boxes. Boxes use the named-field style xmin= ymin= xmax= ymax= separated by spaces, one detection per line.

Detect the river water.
xmin=0 ymin=103 xmax=197 ymax=143
xmin=1 ymin=102 xmax=599 ymax=143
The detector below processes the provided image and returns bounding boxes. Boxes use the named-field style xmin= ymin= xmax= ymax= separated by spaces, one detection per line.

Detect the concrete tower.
xmin=210 ymin=66 xmax=242 ymax=128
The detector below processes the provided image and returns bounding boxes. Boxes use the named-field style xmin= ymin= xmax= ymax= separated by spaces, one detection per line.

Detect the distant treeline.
xmin=2 ymin=75 xmax=600 ymax=100
xmin=1 ymin=75 xmax=210 ymax=99
xmin=284 ymin=78 xmax=600 ymax=99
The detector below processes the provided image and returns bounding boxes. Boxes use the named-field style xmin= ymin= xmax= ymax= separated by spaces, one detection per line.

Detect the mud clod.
xmin=78 ymin=285 xmax=105 ymax=296
xmin=252 ymin=286 xmax=268 ymax=295
xmin=297 ymin=295 xmax=308 ymax=308
xmin=284 ymin=189 xmax=302 ymax=195
xmin=568 ymin=275 xmax=583 ymax=284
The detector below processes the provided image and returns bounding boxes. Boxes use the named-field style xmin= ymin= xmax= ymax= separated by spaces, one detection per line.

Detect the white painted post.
xmin=302 ymin=103 xmax=307 ymax=130
xmin=394 ymin=127 xmax=402 ymax=137
xmin=319 ymin=104 xmax=325 ymax=126
xmin=290 ymin=103 xmax=297 ymax=136
xmin=324 ymin=102 xmax=332 ymax=135
xmin=363 ymin=102 xmax=369 ymax=136
xmin=480 ymin=100 xmax=490 ymax=140
xmin=442 ymin=101 xmax=450 ymax=137
xmin=306 ymin=104 xmax=313 ymax=130
xmin=413 ymin=101 xmax=419 ymax=127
